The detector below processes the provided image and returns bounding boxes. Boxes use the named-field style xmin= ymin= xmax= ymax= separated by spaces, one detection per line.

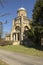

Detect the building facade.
xmin=5 ymin=7 xmax=32 ymax=45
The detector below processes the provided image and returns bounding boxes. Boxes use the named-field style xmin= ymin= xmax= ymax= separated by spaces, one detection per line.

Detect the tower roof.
xmin=17 ymin=7 xmax=27 ymax=16
xmin=18 ymin=7 xmax=26 ymax=11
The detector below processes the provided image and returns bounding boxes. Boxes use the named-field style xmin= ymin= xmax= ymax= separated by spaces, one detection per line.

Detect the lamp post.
xmin=0 ymin=20 xmax=8 ymax=38
xmin=0 ymin=22 xmax=3 ymax=38
xmin=20 ymin=16 xmax=23 ymax=44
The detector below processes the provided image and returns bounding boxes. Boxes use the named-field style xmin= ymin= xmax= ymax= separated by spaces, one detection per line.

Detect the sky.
xmin=0 ymin=0 xmax=36 ymax=37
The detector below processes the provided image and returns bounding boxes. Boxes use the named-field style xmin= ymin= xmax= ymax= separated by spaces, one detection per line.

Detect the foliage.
xmin=28 ymin=28 xmax=35 ymax=42
xmin=32 ymin=0 xmax=43 ymax=46
xmin=0 ymin=38 xmax=12 ymax=46
xmin=32 ymin=0 xmax=43 ymax=25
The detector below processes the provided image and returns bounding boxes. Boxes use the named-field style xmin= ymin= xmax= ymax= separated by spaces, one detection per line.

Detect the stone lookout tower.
xmin=6 ymin=7 xmax=31 ymax=45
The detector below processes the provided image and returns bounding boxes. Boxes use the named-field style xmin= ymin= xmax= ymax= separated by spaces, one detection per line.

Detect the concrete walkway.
xmin=0 ymin=49 xmax=43 ymax=65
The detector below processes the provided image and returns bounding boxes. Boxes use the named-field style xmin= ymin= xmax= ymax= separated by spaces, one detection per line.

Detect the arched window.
xmin=24 ymin=26 xmax=29 ymax=31
xmin=15 ymin=26 xmax=20 ymax=31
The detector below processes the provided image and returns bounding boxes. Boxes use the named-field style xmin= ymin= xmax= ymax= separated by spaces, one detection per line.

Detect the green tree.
xmin=32 ymin=0 xmax=43 ymax=25
xmin=32 ymin=0 xmax=43 ymax=46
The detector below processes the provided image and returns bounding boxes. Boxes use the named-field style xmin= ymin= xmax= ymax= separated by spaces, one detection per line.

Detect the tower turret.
xmin=17 ymin=7 xmax=27 ymax=17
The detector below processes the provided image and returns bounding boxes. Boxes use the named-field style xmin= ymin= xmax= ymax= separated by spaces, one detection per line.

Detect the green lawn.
xmin=0 ymin=60 xmax=8 ymax=65
xmin=0 ymin=45 xmax=43 ymax=57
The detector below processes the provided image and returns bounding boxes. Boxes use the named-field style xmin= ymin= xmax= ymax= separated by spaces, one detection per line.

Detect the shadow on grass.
xmin=22 ymin=44 xmax=43 ymax=51
xmin=34 ymin=45 xmax=43 ymax=51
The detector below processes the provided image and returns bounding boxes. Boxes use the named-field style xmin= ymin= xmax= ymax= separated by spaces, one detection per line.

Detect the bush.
xmin=0 ymin=38 xmax=13 ymax=46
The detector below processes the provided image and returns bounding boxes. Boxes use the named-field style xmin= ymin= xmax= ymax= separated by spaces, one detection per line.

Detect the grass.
xmin=0 ymin=45 xmax=43 ymax=57
xmin=0 ymin=60 xmax=8 ymax=65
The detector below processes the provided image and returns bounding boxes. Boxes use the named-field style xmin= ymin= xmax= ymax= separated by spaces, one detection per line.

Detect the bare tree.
xmin=0 ymin=0 xmax=5 ymax=7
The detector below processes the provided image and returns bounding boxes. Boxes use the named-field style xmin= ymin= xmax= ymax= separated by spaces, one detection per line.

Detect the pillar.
xmin=11 ymin=33 xmax=13 ymax=40
xmin=13 ymin=34 xmax=15 ymax=41
xmin=16 ymin=33 xmax=18 ymax=41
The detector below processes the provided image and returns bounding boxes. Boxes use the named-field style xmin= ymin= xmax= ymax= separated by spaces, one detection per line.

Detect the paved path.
xmin=0 ymin=50 xmax=43 ymax=65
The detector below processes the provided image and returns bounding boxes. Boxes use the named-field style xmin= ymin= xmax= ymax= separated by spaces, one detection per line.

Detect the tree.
xmin=32 ymin=0 xmax=43 ymax=25
xmin=32 ymin=0 xmax=43 ymax=46
xmin=0 ymin=0 xmax=5 ymax=7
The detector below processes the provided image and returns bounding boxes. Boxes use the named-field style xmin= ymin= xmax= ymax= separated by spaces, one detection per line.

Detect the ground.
xmin=0 ymin=49 xmax=43 ymax=65
xmin=0 ymin=60 xmax=8 ymax=65
xmin=0 ymin=45 xmax=43 ymax=57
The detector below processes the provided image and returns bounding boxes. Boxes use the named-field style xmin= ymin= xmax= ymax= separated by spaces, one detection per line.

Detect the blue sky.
xmin=0 ymin=0 xmax=36 ymax=37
